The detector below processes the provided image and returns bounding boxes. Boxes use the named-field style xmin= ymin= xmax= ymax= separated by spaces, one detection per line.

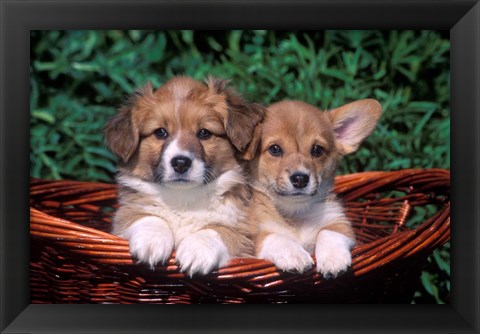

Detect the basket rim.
xmin=30 ymin=168 xmax=450 ymax=281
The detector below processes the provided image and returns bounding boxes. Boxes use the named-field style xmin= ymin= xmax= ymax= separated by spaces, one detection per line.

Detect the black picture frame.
xmin=1 ymin=0 xmax=478 ymax=333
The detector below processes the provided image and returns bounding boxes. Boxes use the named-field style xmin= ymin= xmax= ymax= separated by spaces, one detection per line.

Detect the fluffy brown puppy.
xmin=105 ymin=76 xmax=264 ymax=276
xmin=244 ymin=99 xmax=381 ymax=277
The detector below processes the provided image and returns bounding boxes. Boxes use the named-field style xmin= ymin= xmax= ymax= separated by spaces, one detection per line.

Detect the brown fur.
xmin=105 ymin=76 xmax=265 ymax=270
xmin=105 ymin=76 xmax=265 ymax=184
xmin=205 ymin=224 xmax=254 ymax=258
xmin=246 ymin=100 xmax=341 ymax=199
xmin=246 ymin=99 xmax=381 ymax=274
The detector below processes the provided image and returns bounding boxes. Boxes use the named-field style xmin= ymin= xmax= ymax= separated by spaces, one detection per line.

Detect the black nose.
xmin=171 ymin=156 xmax=192 ymax=174
xmin=290 ymin=172 xmax=310 ymax=189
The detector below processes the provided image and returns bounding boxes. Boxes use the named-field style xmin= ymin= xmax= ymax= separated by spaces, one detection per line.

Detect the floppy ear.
xmin=104 ymin=83 xmax=153 ymax=163
xmin=329 ymin=99 xmax=382 ymax=155
xmin=241 ymin=123 xmax=262 ymax=161
xmin=225 ymin=93 xmax=265 ymax=152
xmin=206 ymin=77 xmax=265 ymax=152
xmin=104 ymin=104 xmax=138 ymax=163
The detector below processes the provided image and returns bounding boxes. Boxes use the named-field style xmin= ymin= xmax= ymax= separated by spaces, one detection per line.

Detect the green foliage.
xmin=414 ymin=242 xmax=451 ymax=304
xmin=30 ymin=30 xmax=450 ymax=302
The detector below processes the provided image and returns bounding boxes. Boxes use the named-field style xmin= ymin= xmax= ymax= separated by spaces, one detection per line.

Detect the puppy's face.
xmin=246 ymin=99 xmax=381 ymax=205
xmin=105 ymin=77 xmax=264 ymax=189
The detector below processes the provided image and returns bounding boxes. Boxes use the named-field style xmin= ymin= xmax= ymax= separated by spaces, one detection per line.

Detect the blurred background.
xmin=30 ymin=30 xmax=450 ymax=303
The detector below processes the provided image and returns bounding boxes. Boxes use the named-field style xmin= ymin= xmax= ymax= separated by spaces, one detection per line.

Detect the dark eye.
xmin=197 ymin=129 xmax=212 ymax=140
xmin=268 ymin=144 xmax=282 ymax=156
xmin=311 ymin=145 xmax=325 ymax=157
xmin=154 ymin=128 xmax=168 ymax=139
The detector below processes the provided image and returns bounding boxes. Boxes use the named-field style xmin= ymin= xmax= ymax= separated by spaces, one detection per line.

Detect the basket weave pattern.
xmin=30 ymin=169 xmax=450 ymax=303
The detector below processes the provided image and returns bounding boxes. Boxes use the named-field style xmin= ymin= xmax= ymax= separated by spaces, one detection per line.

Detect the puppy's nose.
xmin=290 ymin=172 xmax=310 ymax=189
xmin=171 ymin=156 xmax=192 ymax=174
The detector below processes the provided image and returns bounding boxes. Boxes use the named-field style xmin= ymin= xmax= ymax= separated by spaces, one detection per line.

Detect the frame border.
xmin=1 ymin=0 xmax=479 ymax=333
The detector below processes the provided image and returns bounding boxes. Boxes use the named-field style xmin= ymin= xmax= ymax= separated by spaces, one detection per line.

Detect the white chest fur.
xmin=118 ymin=168 xmax=245 ymax=244
xmin=269 ymin=198 xmax=347 ymax=254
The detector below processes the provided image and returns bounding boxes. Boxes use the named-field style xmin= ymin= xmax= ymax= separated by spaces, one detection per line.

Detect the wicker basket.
xmin=30 ymin=169 xmax=450 ymax=304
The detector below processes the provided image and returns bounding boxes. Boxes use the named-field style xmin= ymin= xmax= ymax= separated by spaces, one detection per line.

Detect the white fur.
xmin=118 ymin=167 xmax=243 ymax=210
xmin=258 ymin=233 xmax=314 ymax=273
xmin=315 ymin=230 xmax=355 ymax=277
xmin=120 ymin=216 xmax=174 ymax=269
xmin=176 ymin=229 xmax=230 ymax=276
xmin=161 ymin=138 xmax=205 ymax=186
xmin=297 ymin=200 xmax=347 ymax=253
xmin=259 ymin=220 xmax=297 ymax=237
xmin=261 ymin=199 xmax=347 ymax=254
xmin=273 ymin=196 xmax=315 ymax=218
xmin=257 ymin=197 xmax=353 ymax=276
xmin=117 ymin=168 xmax=245 ymax=274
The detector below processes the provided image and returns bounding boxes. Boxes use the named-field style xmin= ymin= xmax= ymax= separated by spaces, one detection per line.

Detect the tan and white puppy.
xmin=104 ymin=76 xmax=264 ymax=276
xmin=244 ymin=99 xmax=381 ymax=277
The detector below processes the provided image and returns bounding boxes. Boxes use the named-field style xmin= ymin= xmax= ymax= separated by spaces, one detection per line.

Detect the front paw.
xmin=176 ymin=229 xmax=230 ymax=277
xmin=258 ymin=234 xmax=314 ymax=274
xmin=125 ymin=217 xmax=174 ymax=269
xmin=315 ymin=230 xmax=355 ymax=278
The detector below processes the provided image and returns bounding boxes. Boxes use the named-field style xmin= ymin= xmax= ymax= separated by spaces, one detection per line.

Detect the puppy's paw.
xmin=124 ymin=216 xmax=174 ymax=269
xmin=176 ymin=229 xmax=230 ymax=277
xmin=258 ymin=234 xmax=314 ymax=274
xmin=315 ymin=230 xmax=355 ymax=278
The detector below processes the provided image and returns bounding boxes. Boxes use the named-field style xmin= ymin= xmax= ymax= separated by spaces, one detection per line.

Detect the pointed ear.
xmin=104 ymin=83 xmax=153 ymax=163
xmin=329 ymin=99 xmax=382 ymax=155
xmin=206 ymin=77 xmax=265 ymax=152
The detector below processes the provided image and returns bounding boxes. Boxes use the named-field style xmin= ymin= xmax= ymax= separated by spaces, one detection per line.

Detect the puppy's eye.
xmin=154 ymin=128 xmax=168 ymax=139
xmin=311 ymin=145 xmax=325 ymax=157
xmin=268 ymin=144 xmax=282 ymax=156
xmin=197 ymin=129 xmax=212 ymax=140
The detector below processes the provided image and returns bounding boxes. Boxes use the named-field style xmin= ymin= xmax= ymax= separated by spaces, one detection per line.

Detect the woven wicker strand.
xmin=30 ymin=168 xmax=450 ymax=303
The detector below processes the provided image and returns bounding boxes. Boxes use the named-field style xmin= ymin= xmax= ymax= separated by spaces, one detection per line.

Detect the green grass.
xmin=30 ymin=30 xmax=450 ymax=303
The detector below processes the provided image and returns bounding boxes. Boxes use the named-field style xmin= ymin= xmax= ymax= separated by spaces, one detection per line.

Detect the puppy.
xmin=244 ymin=99 xmax=381 ymax=277
xmin=104 ymin=76 xmax=264 ymax=276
